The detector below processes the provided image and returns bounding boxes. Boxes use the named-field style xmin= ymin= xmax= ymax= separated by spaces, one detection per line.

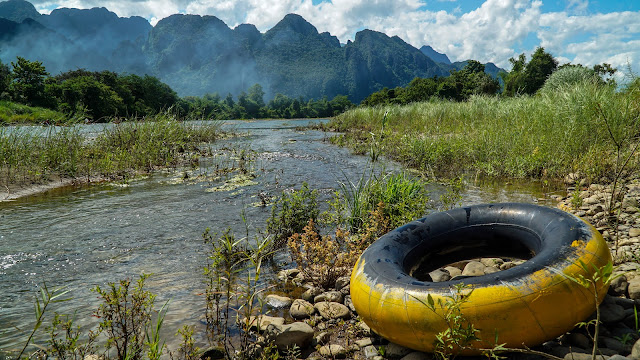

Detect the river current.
xmin=0 ymin=119 xmax=557 ymax=354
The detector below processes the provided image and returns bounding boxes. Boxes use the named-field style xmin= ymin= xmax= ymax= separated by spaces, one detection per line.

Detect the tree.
xmin=502 ymin=48 xmax=557 ymax=96
xmin=0 ymin=59 xmax=10 ymax=98
xmin=10 ymin=56 xmax=48 ymax=106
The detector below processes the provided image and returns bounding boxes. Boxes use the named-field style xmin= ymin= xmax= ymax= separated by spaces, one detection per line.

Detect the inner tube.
xmin=350 ymin=203 xmax=611 ymax=353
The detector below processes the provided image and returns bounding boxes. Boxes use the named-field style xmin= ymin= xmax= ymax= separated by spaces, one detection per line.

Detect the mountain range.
xmin=0 ymin=0 xmax=504 ymax=102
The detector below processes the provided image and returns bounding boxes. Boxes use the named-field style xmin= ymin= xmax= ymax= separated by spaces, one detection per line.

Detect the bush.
xmin=266 ymin=182 xmax=319 ymax=248
xmin=541 ymin=65 xmax=601 ymax=94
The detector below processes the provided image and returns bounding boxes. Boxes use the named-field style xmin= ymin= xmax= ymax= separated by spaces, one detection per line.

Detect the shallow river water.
xmin=0 ymin=119 xmax=559 ymax=354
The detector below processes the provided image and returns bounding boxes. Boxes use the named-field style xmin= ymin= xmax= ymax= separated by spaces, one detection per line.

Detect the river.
xmin=0 ymin=119 xmax=559 ymax=355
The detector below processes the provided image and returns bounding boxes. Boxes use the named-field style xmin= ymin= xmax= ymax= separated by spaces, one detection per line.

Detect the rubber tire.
xmin=350 ymin=203 xmax=611 ymax=353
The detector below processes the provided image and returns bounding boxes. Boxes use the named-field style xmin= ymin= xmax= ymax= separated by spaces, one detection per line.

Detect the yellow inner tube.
xmin=350 ymin=203 xmax=611 ymax=353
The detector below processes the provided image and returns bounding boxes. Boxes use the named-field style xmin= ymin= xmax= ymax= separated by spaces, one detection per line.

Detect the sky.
xmin=26 ymin=0 xmax=640 ymax=78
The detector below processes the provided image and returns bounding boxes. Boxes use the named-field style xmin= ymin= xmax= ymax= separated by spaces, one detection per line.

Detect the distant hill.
xmin=420 ymin=45 xmax=451 ymax=65
xmin=0 ymin=1 xmax=502 ymax=102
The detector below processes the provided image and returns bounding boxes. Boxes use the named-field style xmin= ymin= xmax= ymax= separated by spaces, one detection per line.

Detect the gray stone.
xmin=364 ymin=345 xmax=380 ymax=358
xmin=630 ymin=228 xmax=640 ymax=238
xmin=335 ymin=276 xmax=350 ymax=290
xmin=444 ymin=266 xmax=462 ymax=278
xmin=608 ymin=356 xmax=628 ymax=360
xmin=480 ymin=257 xmax=504 ymax=267
xmin=632 ymin=337 xmax=640 ymax=359
xmin=315 ymin=301 xmax=350 ymax=320
xmin=429 ymin=269 xmax=451 ymax=282
xmin=484 ymin=266 xmax=500 ymax=274
xmin=200 ymin=346 xmax=225 ymax=360
xmin=600 ymin=336 xmax=629 ymax=354
xmin=318 ymin=344 xmax=347 ymax=358
xmin=246 ymin=315 xmax=285 ymax=331
xmin=355 ymin=338 xmax=373 ymax=348
xmin=277 ymin=268 xmax=300 ymax=281
xmin=400 ymin=352 xmax=430 ymax=360
xmin=314 ymin=331 xmax=330 ymax=345
xmin=315 ymin=291 xmax=343 ymax=304
xmin=563 ymin=332 xmax=590 ymax=349
xmin=265 ymin=321 xmax=314 ymax=351
xmin=628 ymin=277 xmax=640 ymax=300
xmin=265 ymin=294 xmax=292 ymax=309
xmin=358 ymin=320 xmax=372 ymax=336
xmin=609 ymin=275 xmax=629 ymax=296
xmin=289 ymin=299 xmax=315 ymax=319
xmin=345 ymin=295 xmax=356 ymax=312
xmin=600 ymin=302 xmax=627 ymax=324
xmin=500 ymin=261 xmax=518 ymax=271
xmin=385 ymin=342 xmax=412 ymax=358
xmin=301 ymin=287 xmax=323 ymax=302
xmin=462 ymin=261 xmax=485 ymax=276
xmin=563 ymin=353 xmax=608 ymax=360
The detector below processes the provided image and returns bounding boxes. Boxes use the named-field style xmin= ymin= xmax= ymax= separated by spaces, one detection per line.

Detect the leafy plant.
xmin=93 ymin=274 xmax=159 ymax=360
xmin=46 ymin=312 xmax=98 ymax=360
xmin=266 ymin=182 xmax=319 ymax=248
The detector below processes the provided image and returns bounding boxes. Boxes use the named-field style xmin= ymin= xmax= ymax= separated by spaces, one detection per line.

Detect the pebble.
xmin=265 ymin=321 xmax=314 ymax=351
xmin=318 ymin=344 xmax=347 ymax=358
xmin=461 ymin=261 xmax=485 ymax=276
xmin=314 ymin=290 xmax=343 ymax=303
xmin=289 ymin=299 xmax=315 ymax=319
xmin=245 ymin=315 xmax=285 ymax=331
xmin=429 ymin=269 xmax=451 ymax=282
xmin=265 ymin=294 xmax=292 ymax=309
xmin=385 ymin=342 xmax=412 ymax=358
xmin=315 ymin=301 xmax=351 ymax=320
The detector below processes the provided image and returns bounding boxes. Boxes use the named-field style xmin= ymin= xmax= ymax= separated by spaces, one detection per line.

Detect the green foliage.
xmin=331 ymin=170 xmax=429 ymax=232
xmin=330 ymin=79 xmax=640 ymax=180
xmin=541 ymin=65 xmax=603 ymax=93
xmin=93 ymin=274 xmax=158 ymax=360
xmin=502 ymin=47 xmax=558 ymax=96
xmin=46 ymin=312 xmax=98 ymax=360
xmin=266 ymin=182 xmax=319 ymax=247
xmin=10 ymin=57 xmax=49 ymax=106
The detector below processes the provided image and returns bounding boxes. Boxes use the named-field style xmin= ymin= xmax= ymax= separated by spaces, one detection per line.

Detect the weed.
xmin=171 ymin=326 xmax=200 ymax=360
xmin=440 ymin=176 xmax=465 ymax=210
xmin=570 ymin=189 xmax=583 ymax=210
xmin=93 ymin=274 xmax=159 ymax=360
xmin=46 ymin=312 xmax=99 ymax=360
xmin=266 ymin=182 xmax=319 ymax=249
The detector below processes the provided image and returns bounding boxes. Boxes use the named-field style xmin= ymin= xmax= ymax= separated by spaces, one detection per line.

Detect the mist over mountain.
xmin=0 ymin=0 xmax=503 ymax=102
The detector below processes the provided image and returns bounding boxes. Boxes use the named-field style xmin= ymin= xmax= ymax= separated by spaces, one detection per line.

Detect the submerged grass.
xmin=0 ymin=112 xmax=223 ymax=193
xmin=330 ymin=82 xmax=640 ymax=180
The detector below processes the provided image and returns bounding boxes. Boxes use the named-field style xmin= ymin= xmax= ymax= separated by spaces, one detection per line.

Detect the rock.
xmin=480 ymin=257 xmax=504 ymax=267
xmin=484 ymin=266 xmax=500 ymax=274
xmin=600 ymin=336 xmax=629 ymax=354
xmin=356 ymin=338 xmax=373 ymax=348
xmin=401 ymin=352 xmax=430 ymax=360
xmin=429 ymin=269 xmax=451 ymax=282
xmin=277 ymin=268 xmax=300 ymax=281
xmin=265 ymin=294 xmax=292 ymax=309
xmin=290 ymin=299 xmax=315 ymax=319
xmin=315 ymin=291 xmax=343 ymax=303
xmin=609 ymin=275 xmax=629 ymax=296
xmin=302 ymin=287 xmax=323 ymax=302
xmin=632 ymin=338 xmax=640 ymax=359
xmin=444 ymin=266 xmax=462 ymax=277
xmin=562 ymin=332 xmax=590 ymax=349
xmin=265 ymin=321 xmax=314 ymax=351
xmin=318 ymin=344 xmax=347 ymax=358
xmin=314 ymin=331 xmax=331 ymax=345
xmin=563 ymin=353 xmax=608 ymax=360
xmin=345 ymin=295 xmax=356 ymax=312
xmin=608 ymin=355 xmax=628 ymax=360
xmin=628 ymin=277 xmax=640 ymax=300
xmin=500 ymin=261 xmax=517 ymax=271
xmin=630 ymin=228 xmax=640 ymax=238
xmin=246 ymin=315 xmax=285 ymax=331
xmin=358 ymin=320 xmax=372 ymax=336
xmin=385 ymin=342 xmax=412 ymax=358
xmin=315 ymin=301 xmax=350 ymax=320
xmin=585 ymin=195 xmax=601 ymax=205
xmin=600 ymin=302 xmax=627 ymax=324
xmin=364 ymin=345 xmax=380 ymax=358
xmin=462 ymin=261 xmax=485 ymax=276
xmin=335 ymin=276 xmax=350 ymax=290
xmin=200 ymin=346 xmax=225 ymax=360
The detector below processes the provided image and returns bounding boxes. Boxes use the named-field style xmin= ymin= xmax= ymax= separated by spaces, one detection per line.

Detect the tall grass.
xmin=0 ymin=112 xmax=222 ymax=191
xmin=0 ymin=101 xmax=68 ymax=125
xmin=331 ymin=82 xmax=640 ymax=179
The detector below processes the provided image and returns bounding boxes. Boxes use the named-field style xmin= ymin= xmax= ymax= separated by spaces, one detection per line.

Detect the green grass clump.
xmin=0 ymin=101 xmax=68 ymax=125
xmin=0 ymin=112 xmax=222 ymax=190
xmin=331 ymin=82 xmax=640 ymax=180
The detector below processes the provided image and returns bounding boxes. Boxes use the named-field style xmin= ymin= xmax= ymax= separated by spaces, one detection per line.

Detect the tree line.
xmin=0 ymin=57 xmax=355 ymax=122
xmin=361 ymin=48 xmax=617 ymax=106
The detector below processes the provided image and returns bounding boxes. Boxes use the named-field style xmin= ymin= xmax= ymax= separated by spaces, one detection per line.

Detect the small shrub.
xmin=266 ymin=182 xmax=319 ymax=248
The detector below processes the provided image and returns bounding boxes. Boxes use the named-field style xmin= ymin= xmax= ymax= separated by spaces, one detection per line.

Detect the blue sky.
xmin=28 ymin=0 xmax=640 ymax=79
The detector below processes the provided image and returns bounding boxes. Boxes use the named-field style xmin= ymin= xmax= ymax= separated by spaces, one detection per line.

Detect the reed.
xmin=331 ymin=82 xmax=640 ymax=180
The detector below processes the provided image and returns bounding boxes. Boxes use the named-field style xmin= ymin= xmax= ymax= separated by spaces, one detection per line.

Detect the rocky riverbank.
xmin=218 ymin=177 xmax=640 ymax=360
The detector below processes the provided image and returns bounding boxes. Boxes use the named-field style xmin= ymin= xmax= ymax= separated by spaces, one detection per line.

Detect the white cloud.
xmin=27 ymin=0 xmax=640 ymax=76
